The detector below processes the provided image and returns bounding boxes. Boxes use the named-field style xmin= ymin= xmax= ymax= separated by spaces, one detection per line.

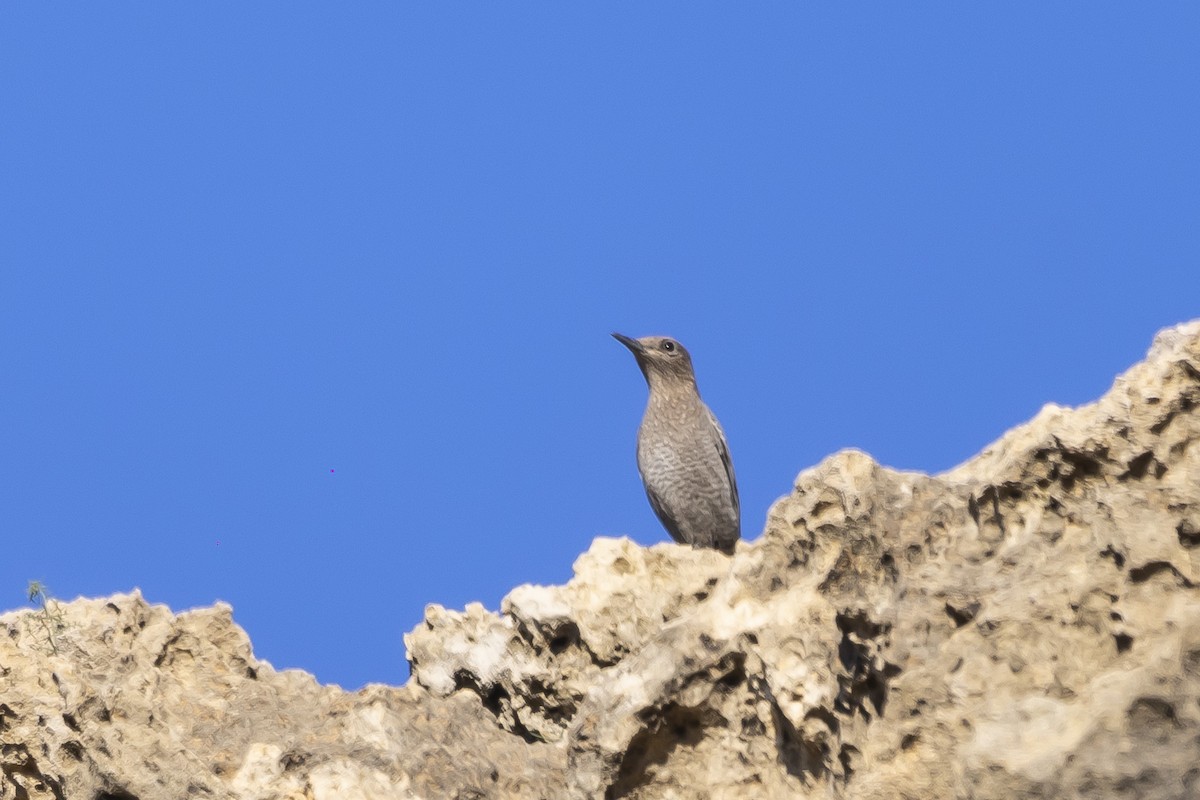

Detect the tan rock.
xmin=0 ymin=595 xmax=563 ymax=799
xmin=3 ymin=320 xmax=1198 ymax=799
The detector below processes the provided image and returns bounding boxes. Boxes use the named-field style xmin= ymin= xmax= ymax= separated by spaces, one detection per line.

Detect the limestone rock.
xmin=0 ymin=595 xmax=563 ymax=799
xmin=3 ymin=320 xmax=1199 ymax=799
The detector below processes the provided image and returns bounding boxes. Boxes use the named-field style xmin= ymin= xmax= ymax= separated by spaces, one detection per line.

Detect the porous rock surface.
xmin=4 ymin=321 xmax=1199 ymax=799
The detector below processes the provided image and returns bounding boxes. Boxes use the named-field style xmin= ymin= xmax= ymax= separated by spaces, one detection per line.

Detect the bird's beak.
xmin=612 ymin=332 xmax=645 ymax=356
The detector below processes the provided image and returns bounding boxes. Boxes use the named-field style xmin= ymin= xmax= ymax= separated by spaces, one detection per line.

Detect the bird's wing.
xmin=707 ymin=408 xmax=740 ymax=520
xmin=644 ymin=481 xmax=687 ymax=545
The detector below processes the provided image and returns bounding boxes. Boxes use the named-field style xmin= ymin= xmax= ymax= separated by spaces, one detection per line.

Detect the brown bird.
xmin=612 ymin=333 xmax=740 ymax=553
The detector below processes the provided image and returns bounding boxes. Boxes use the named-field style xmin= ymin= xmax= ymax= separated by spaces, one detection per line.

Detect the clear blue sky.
xmin=3 ymin=5 xmax=1197 ymax=690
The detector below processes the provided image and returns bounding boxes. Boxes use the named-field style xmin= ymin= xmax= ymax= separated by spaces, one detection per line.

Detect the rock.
xmin=0 ymin=595 xmax=563 ymax=799
xmin=405 ymin=538 xmax=732 ymax=745
xmin=3 ymin=320 xmax=1199 ymax=799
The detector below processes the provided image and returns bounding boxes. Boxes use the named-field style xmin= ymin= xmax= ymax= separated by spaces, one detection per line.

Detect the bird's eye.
xmin=661 ymin=340 xmax=675 ymax=352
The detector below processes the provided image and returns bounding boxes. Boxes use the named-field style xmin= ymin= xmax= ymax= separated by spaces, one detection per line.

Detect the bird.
xmin=612 ymin=333 xmax=740 ymax=554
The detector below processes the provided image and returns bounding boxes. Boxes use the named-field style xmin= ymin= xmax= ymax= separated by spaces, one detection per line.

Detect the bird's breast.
xmin=636 ymin=413 xmax=729 ymax=492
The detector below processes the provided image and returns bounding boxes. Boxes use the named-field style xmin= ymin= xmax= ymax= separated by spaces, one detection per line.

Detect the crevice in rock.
xmin=602 ymin=653 xmax=748 ymax=797
xmin=544 ymin=620 xmax=582 ymax=656
xmin=1129 ymin=561 xmax=1196 ymax=588
xmin=1127 ymin=697 xmax=1180 ymax=732
xmin=523 ymin=676 xmax=582 ymax=733
xmin=834 ymin=612 xmax=900 ymax=720
xmin=1150 ymin=394 xmax=1196 ymax=434
xmin=1183 ymin=648 xmax=1200 ymax=676
xmin=152 ymin=631 xmax=185 ymax=668
xmin=1057 ymin=444 xmax=1108 ymax=492
xmin=515 ymin=617 xmax=612 ymax=669
xmin=804 ymin=706 xmax=840 ymax=737
xmin=1100 ymin=545 xmax=1126 ymax=569
xmin=879 ymin=552 xmax=898 ymax=581
xmin=59 ymin=741 xmax=84 ymax=762
xmin=768 ymin=699 xmax=829 ymax=784
xmin=838 ymin=744 xmax=859 ymax=780
xmin=835 ymin=611 xmax=886 ymax=643
xmin=1120 ymin=451 xmax=1167 ymax=481
xmin=945 ymin=601 xmax=980 ymax=627
xmin=1 ymin=747 xmax=66 ymax=800
xmin=1178 ymin=521 xmax=1200 ymax=549
xmin=967 ymin=487 xmax=1008 ymax=540
xmin=279 ymin=749 xmax=308 ymax=771
xmin=607 ymin=703 xmax=725 ymax=799
xmin=451 ymin=670 xmax=544 ymax=745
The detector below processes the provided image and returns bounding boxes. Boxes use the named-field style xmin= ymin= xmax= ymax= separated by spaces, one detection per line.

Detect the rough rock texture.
xmin=0 ymin=595 xmax=563 ymax=799
xmin=4 ymin=321 xmax=1199 ymax=799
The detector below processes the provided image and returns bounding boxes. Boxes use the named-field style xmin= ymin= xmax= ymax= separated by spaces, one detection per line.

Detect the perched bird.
xmin=612 ymin=333 xmax=740 ymax=554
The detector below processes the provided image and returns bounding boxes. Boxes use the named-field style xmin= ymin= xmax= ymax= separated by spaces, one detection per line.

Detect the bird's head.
xmin=612 ymin=333 xmax=696 ymax=387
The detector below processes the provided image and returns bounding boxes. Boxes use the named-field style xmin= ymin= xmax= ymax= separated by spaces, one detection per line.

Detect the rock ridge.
xmin=3 ymin=320 xmax=1199 ymax=799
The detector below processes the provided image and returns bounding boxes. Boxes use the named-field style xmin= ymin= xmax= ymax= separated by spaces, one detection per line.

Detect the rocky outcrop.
xmin=0 ymin=595 xmax=564 ymax=799
xmin=3 ymin=321 xmax=1199 ymax=799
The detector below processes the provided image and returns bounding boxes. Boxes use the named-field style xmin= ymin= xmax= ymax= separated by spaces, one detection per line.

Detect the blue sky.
xmin=3 ymin=5 xmax=1197 ymax=690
